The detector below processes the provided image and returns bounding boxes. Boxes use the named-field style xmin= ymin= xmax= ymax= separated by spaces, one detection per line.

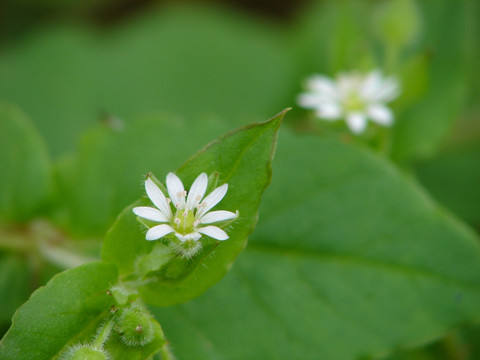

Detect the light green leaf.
xmin=152 ymin=131 xmax=480 ymax=360
xmin=102 ymin=111 xmax=286 ymax=306
xmin=0 ymin=262 xmax=118 ymax=360
xmin=0 ymin=101 xmax=52 ymax=221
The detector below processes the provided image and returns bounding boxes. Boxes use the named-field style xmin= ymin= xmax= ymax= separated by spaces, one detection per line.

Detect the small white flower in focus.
xmin=132 ymin=172 xmax=238 ymax=257
xmin=297 ymin=70 xmax=400 ymax=134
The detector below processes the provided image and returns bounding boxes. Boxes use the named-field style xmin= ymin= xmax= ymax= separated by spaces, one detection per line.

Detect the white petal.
xmin=338 ymin=73 xmax=361 ymax=93
xmin=186 ymin=173 xmax=208 ymax=211
xmin=367 ymin=104 xmax=394 ymax=125
xmin=306 ymin=75 xmax=338 ymax=98
xmin=175 ymin=233 xmax=187 ymax=242
xmin=145 ymin=178 xmax=172 ymax=218
xmin=375 ymin=77 xmax=400 ymax=102
xmin=200 ymin=210 xmax=238 ymax=224
xmin=190 ymin=232 xmax=201 ymax=241
xmin=361 ymin=70 xmax=383 ymax=100
xmin=346 ymin=112 xmax=367 ymax=134
xmin=166 ymin=172 xmax=186 ymax=210
xmin=175 ymin=232 xmax=201 ymax=242
xmin=198 ymin=226 xmax=229 ymax=241
xmin=133 ymin=206 xmax=169 ymax=222
xmin=197 ymin=184 xmax=228 ymax=218
xmin=297 ymin=94 xmax=325 ymax=109
xmin=315 ymin=102 xmax=342 ymax=120
xmin=146 ymin=224 xmax=174 ymax=241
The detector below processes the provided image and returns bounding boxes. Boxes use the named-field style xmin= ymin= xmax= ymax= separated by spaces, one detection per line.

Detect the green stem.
xmin=0 ymin=232 xmax=31 ymax=252
xmin=443 ymin=331 xmax=468 ymax=360
xmin=93 ymin=318 xmax=115 ymax=348
xmin=385 ymin=43 xmax=399 ymax=74
xmin=38 ymin=240 xmax=95 ymax=269
xmin=159 ymin=343 xmax=175 ymax=360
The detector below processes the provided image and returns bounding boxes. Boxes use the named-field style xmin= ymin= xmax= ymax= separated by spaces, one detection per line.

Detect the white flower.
xmin=133 ymin=173 xmax=238 ymax=246
xmin=297 ymin=70 xmax=400 ymax=134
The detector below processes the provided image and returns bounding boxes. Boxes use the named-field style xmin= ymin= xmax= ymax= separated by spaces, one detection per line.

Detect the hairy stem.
xmin=159 ymin=343 xmax=175 ymax=360
xmin=93 ymin=318 xmax=114 ymax=348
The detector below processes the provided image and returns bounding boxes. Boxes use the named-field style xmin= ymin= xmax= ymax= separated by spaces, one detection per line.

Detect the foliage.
xmin=0 ymin=1 xmax=479 ymax=359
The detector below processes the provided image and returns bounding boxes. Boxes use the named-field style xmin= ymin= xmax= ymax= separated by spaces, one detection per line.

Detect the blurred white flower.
xmin=133 ymin=173 xmax=238 ymax=246
xmin=298 ymin=70 xmax=400 ymax=134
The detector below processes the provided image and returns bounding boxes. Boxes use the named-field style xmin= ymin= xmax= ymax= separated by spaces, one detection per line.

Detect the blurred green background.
xmin=1 ymin=0 xmax=480 ymax=359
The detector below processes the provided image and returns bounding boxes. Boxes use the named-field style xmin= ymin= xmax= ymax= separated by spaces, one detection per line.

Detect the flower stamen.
xmin=133 ymin=172 xmax=239 ymax=258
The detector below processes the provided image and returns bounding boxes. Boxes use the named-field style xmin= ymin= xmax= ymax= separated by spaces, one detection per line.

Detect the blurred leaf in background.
xmin=0 ymin=0 xmax=479 ymax=359
xmin=0 ymin=4 xmax=295 ymax=157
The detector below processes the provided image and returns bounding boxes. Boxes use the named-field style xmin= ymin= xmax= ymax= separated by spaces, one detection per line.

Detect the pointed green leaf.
xmin=152 ymin=131 xmax=480 ymax=360
xmin=0 ymin=102 xmax=52 ymax=221
xmin=0 ymin=262 xmax=118 ymax=360
xmin=102 ymin=111 xmax=286 ymax=306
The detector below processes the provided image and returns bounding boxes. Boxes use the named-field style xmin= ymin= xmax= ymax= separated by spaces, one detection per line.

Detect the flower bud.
xmin=115 ymin=306 xmax=155 ymax=347
xmin=373 ymin=0 xmax=421 ymax=48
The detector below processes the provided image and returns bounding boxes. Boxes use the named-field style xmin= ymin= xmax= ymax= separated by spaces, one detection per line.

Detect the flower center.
xmin=344 ymin=92 xmax=365 ymax=111
xmin=173 ymin=210 xmax=197 ymax=235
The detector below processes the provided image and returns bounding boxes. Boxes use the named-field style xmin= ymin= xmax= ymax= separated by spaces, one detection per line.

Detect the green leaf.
xmin=0 ymin=5 xmax=294 ymax=156
xmin=392 ymin=0 xmax=472 ymax=160
xmin=55 ymin=113 xmax=230 ymax=236
xmin=0 ymin=101 xmax=52 ymax=221
xmin=152 ymin=131 xmax=480 ymax=360
xmin=102 ymin=110 xmax=286 ymax=306
xmin=0 ymin=255 xmax=30 ymax=325
xmin=415 ymin=141 xmax=480 ymax=228
xmin=0 ymin=262 xmax=118 ymax=360
xmin=291 ymin=0 xmax=373 ymax=74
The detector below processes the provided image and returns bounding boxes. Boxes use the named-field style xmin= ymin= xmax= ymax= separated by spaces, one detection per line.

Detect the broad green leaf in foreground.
xmin=0 ymin=262 xmax=118 ymax=360
xmin=102 ymin=111 xmax=286 ymax=306
xmin=152 ymin=131 xmax=480 ymax=360
xmin=0 ymin=102 xmax=52 ymax=221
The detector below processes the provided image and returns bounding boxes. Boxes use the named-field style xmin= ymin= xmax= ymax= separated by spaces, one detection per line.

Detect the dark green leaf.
xmin=0 ymin=255 xmax=30 ymax=325
xmin=415 ymin=141 xmax=480 ymax=228
xmin=0 ymin=5 xmax=294 ymax=156
xmin=392 ymin=0 xmax=472 ymax=160
xmin=0 ymin=102 xmax=52 ymax=221
xmin=0 ymin=262 xmax=118 ymax=360
xmin=152 ymin=131 xmax=480 ymax=360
